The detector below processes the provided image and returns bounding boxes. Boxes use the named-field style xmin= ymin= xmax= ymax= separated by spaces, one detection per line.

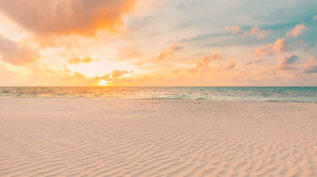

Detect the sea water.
xmin=0 ymin=87 xmax=317 ymax=102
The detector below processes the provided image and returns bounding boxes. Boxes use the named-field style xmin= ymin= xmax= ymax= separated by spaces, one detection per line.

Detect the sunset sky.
xmin=0 ymin=0 xmax=316 ymax=86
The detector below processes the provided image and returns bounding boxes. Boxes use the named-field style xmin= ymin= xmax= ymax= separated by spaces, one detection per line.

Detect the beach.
xmin=0 ymin=98 xmax=316 ymax=177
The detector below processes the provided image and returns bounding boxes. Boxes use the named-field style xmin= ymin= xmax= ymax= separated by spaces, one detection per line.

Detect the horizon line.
xmin=1 ymin=86 xmax=317 ymax=88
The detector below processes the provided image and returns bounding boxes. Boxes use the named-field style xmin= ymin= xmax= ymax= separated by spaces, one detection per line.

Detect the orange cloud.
xmin=98 ymin=69 xmax=133 ymax=85
xmin=225 ymin=25 xmax=241 ymax=34
xmin=156 ymin=44 xmax=182 ymax=61
xmin=277 ymin=55 xmax=299 ymax=70
xmin=304 ymin=57 xmax=317 ymax=73
xmin=192 ymin=53 xmax=222 ymax=72
xmin=0 ymin=64 xmax=19 ymax=85
xmin=254 ymin=38 xmax=287 ymax=58
xmin=0 ymin=35 xmax=39 ymax=66
xmin=286 ymin=24 xmax=307 ymax=38
xmin=111 ymin=70 xmax=132 ymax=78
xmin=273 ymin=38 xmax=286 ymax=53
xmin=27 ymin=65 xmax=101 ymax=86
xmin=245 ymin=59 xmax=262 ymax=65
xmin=244 ymin=26 xmax=271 ymax=38
xmin=254 ymin=44 xmax=274 ymax=58
xmin=0 ymin=0 xmax=138 ymax=36
xmin=28 ymin=65 xmax=135 ymax=86
xmin=221 ymin=60 xmax=236 ymax=70
xmin=68 ymin=57 xmax=93 ymax=65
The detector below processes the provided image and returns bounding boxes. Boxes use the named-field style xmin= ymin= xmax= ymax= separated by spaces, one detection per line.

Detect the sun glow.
xmin=67 ymin=60 xmax=137 ymax=77
xmin=99 ymin=79 xmax=109 ymax=86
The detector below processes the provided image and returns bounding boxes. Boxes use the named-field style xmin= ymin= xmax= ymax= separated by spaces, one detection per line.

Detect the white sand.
xmin=0 ymin=98 xmax=316 ymax=177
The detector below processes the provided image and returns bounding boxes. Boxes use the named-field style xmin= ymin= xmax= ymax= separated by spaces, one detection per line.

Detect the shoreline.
xmin=1 ymin=97 xmax=317 ymax=103
xmin=1 ymin=87 xmax=317 ymax=103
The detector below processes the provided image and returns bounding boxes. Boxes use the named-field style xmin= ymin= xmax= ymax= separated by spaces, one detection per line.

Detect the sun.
xmin=99 ymin=79 xmax=109 ymax=86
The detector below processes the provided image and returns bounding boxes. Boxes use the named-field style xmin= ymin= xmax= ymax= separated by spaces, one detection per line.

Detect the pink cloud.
xmin=221 ymin=60 xmax=235 ymax=70
xmin=0 ymin=0 xmax=138 ymax=36
xmin=277 ymin=55 xmax=299 ymax=70
xmin=225 ymin=25 xmax=241 ymax=34
xmin=273 ymin=38 xmax=286 ymax=53
xmin=0 ymin=35 xmax=39 ymax=66
xmin=244 ymin=26 xmax=271 ymax=38
xmin=191 ymin=53 xmax=223 ymax=72
xmin=304 ymin=57 xmax=317 ymax=73
xmin=254 ymin=38 xmax=287 ymax=58
xmin=156 ymin=44 xmax=182 ymax=61
xmin=254 ymin=44 xmax=274 ymax=58
xmin=286 ymin=24 xmax=307 ymax=38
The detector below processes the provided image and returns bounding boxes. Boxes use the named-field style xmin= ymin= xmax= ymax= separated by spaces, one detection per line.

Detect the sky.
xmin=0 ymin=0 xmax=316 ymax=86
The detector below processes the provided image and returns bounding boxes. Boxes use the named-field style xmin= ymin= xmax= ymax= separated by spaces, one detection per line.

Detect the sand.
xmin=0 ymin=98 xmax=316 ymax=177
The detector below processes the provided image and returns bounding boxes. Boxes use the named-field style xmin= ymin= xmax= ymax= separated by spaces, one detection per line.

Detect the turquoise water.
xmin=0 ymin=87 xmax=317 ymax=102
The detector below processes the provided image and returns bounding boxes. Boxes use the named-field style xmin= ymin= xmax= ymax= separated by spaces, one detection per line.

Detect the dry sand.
xmin=0 ymin=98 xmax=316 ymax=177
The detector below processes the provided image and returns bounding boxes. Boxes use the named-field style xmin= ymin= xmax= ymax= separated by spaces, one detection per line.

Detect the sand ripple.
xmin=0 ymin=98 xmax=316 ymax=177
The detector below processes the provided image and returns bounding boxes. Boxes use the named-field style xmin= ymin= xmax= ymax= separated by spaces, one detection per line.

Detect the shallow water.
xmin=0 ymin=87 xmax=317 ymax=102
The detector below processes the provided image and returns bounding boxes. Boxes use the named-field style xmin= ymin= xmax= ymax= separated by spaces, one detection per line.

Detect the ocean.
xmin=1 ymin=87 xmax=317 ymax=102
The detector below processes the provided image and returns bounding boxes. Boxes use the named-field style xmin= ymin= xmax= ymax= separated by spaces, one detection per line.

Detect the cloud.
xmin=226 ymin=25 xmax=271 ymax=38
xmin=0 ymin=35 xmax=39 ymax=66
xmin=28 ymin=65 xmax=135 ymax=86
xmin=286 ymin=24 xmax=307 ymax=38
xmin=0 ymin=0 xmax=138 ymax=36
xmin=111 ymin=70 xmax=133 ymax=78
xmin=191 ymin=53 xmax=222 ymax=72
xmin=225 ymin=25 xmax=241 ymax=34
xmin=190 ymin=55 xmax=235 ymax=74
xmin=156 ymin=44 xmax=182 ymax=61
xmin=304 ymin=57 xmax=317 ymax=73
xmin=254 ymin=38 xmax=287 ymax=58
xmin=253 ymin=24 xmax=309 ymax=58
xmin=263 ymin=55 xmax=300 ymax=74
xmin=0 ymin=64 xmax=19 ymax=85
xmin=68 ymin=57 xmax=93 ymax=65
xmin=273 ymin=38 xmax=286 ymax=53
xmin=254 ymin=44 xmax=274 ymax=58
xmin=245 ymin=59 xmax=262 ymax=65
xmin=26 ymin=65 xmax=102 ymax=86
xmin=243 ymin=26 xmax=271 ymax=38
xmin=221 ymin=60 xmax=235 ymax=70
xmin=99 ymin=69 xmax=133 ymax=84
xmin=277 ymin=55 xmax=299 ymax=70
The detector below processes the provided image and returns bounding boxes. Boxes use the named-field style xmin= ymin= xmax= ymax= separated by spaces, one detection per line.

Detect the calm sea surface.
xmin=0 ymin=87 xmax=317 ymax=102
